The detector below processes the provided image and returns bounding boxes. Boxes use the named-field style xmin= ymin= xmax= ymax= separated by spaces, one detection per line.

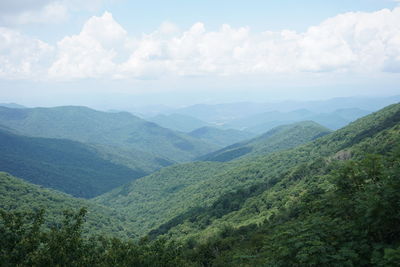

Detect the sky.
xmin=0 ymin=0 xmax=399 ymax=110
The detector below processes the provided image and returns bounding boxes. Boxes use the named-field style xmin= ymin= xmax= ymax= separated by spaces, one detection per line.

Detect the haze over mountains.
xmin=135 ymin=95 xmax=400 ymax=134
xmin=152 ymin=95 xmax=400 ymax=121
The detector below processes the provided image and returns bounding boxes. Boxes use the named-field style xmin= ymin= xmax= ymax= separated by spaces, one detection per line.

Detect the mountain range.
xmin=1 ymin=99 xmax=399 ymax=266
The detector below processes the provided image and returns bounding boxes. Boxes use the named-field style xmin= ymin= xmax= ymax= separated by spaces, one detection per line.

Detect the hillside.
xmin=0 ymin=172 xmax=137 ymax=238
xmin=94 ymin=161 xmax=232 ymax=234
xmin=188 ymin=126 xmax=255 ymax=147
xmin=200 ymin=121 xmax=331 ymax=162
xmin=0 ymin=106 xmax=217 ymax=163
xmin=94 ymin=121 xmax=330 ymax=234
xmin=153 ymin=106 xmax=400 ymax=239
xmin=95 ymin=103 xmax=400 ymax=240
xmin=0 ymin=128 xmax=144 ymax=198
xmin=147 ymin=104 xmax=400 ymax=266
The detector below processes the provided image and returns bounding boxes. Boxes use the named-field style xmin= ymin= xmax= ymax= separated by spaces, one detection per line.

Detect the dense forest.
xmin=1 ymin=102 xmax=399 ymax=266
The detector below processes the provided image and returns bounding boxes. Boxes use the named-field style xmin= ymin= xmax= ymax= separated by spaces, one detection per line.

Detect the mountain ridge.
xmin=199 ymin=121 xmax=331 ymax=162
xmin=0 ymin=105 xmax=218 ymax=164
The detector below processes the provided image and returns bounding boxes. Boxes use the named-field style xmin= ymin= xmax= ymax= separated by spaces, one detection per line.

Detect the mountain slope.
xmin=94 ymin=121 xmax=330 ymax=234
xmin=95 ymin=161 xmax=233 ymax=233
xmin=148 ymin=103 xmax=400 ymax=242
xmin=200 ymin=121 xmax=331 ymax=162
xmin=0 ymin=128 xmax=145 ymax=198
xmin=188 ymin=126 xmax=255 ymax=147
xmin=0 ymin=172 xmax=137 ymax=238
xmin=95 ymin=103 xmax=400 ymax=238
xmin=0 ymin=106 xmax=217 ymax=163
xmin=149 ymin=105 xmax=400 ymax=266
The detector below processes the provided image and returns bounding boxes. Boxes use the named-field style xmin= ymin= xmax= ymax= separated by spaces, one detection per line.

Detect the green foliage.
xmin=0 ymin=172 xmax=136 ymax=238
xmin=167 ymin=148 xmax=400 ymax=266
xmin=0 ymin=209 xmax=188 ymax=267
xmin=94 ymin=161 xmax=234 ymax=235
xmin=94 ymin=121 xmax=335 ymax=236
xmin=155 ymin=104 xmax=400 ymax=244
xmin=100 ymin=103 xmax=400 ymax=265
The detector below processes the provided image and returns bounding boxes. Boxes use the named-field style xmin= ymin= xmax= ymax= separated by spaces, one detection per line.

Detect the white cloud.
xmin=158 ymin=21 xmax=180 ymax=36
xmin=117 ymin=7 xmax=400 ymax=78
xmin=48 ymin=11 xmax=126 ymax=80
xmin=0 ymin=27 xmax=54 ymax=79
xmin=1 ymin=7 xmax=400 ymax=81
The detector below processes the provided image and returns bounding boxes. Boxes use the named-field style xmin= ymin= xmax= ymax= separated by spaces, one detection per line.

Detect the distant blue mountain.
xmin=0 ymin=103 xmax=26 ymax=109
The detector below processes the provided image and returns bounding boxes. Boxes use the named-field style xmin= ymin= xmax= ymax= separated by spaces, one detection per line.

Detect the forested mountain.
xmin=146 ymin=103 xmax=400 ymax=266
xmin=94 ymin=161 xmax=233 ymax=235
xmin=154 ymin=103 xmax=400 ymax=238
xmin=0 ymin=103 xmax=26 ymax=109
xmin=95 ymin=103 xmax=400 ymax=240
xmin=0 ymin=106 xmax=217 ymax=163
xmin=0 ymin=128 xmax=144 ymax=198
xmin=147 ymin=113 xmax=211 ymax=132
xmin=1 ymin=102 xmax=399 ymax=266
xmin=188 ymin=126 xmax=255 ymax=147
xmin=200 ymin=121 xmax=331 ymax=162
xmin=0 ymin=172 xmax=137 ymax=238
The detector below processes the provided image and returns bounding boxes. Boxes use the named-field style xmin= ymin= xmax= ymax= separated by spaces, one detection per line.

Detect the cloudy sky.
xmin=0 ymin=0 xmax=399 ymax=109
